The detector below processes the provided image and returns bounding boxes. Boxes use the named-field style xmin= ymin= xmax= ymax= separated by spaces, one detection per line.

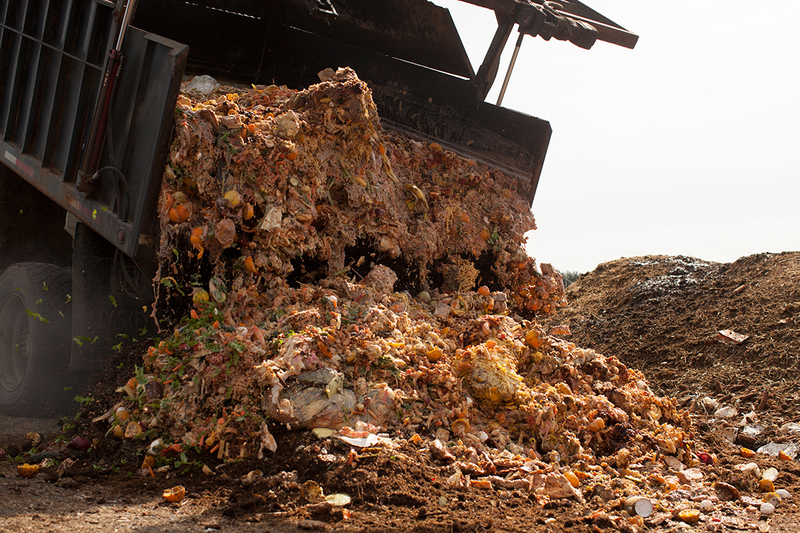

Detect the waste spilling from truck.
xmin=91 ymin=71 xmax=693 ymax=491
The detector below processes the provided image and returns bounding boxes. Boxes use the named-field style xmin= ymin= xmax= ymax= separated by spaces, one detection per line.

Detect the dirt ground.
xmin=2 ymin=252 xmax=799 ymax=532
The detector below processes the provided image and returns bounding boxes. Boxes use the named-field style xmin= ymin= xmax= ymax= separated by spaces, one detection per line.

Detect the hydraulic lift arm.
xmin=467 ymin=0 xmax=638 ymax=101
xmin=462 ymin=0 xmax=637 ymax=49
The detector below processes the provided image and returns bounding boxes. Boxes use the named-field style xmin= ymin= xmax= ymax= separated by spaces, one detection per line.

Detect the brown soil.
xmin=3 ymin=252 xmax=800 ymax=532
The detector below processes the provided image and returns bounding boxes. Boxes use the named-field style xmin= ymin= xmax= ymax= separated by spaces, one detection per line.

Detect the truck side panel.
xmin=1 ymin=0 xmax=113 ymax=185
xmin=0 ymin=0 xmax=188 ymax=266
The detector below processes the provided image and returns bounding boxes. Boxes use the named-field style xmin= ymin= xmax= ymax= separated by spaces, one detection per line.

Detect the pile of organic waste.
xmin=6 ymin=70 xmax=798 ymax=533
xmin=102 ymin=68 xmax=691 ymax=506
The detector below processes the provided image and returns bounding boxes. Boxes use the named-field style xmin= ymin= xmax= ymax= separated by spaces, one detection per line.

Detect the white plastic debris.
xmin=718 ymin=426 xmax=738 ymax=444
xmin=780 ymin=422 xmax=800 ymax=436
xmin=701 ymin=397 xmax=719 ymax=412
xmin=714 ymin=405 xmax=738 ymax=418
xmin=741 ymin=424 xmax=764 ymax=439
xmin=185 ymin=74 xmax=219 ymax=95
xmin=337 ymin=433 xmax=380 ymax=448
xmin=757 ymin=442 xmax=799 ymax=459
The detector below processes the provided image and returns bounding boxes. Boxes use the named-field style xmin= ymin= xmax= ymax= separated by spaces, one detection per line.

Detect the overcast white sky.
xmin=433 ymin=1 xmax=800 ymax=273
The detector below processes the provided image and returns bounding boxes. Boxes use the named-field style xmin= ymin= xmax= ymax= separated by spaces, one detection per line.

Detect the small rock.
xmin=306 ymin=501 xmax=334 ymax=515
xmin=663 ymin=455 xmax=685 ymax=471
xmin=735 ymin=462 xmax=761 ymax=479
xmin=760 ymin=502 xmax=775 ymax=516
xmin=429 ymin=439 xmax=455 ymax=462
xmin=677 ymin=468 xmax=704 ymax=484
xmin=298 ymin=518 xmax=329 ymax=530
xmin=762 ymin=467 xmax=779 ymax=482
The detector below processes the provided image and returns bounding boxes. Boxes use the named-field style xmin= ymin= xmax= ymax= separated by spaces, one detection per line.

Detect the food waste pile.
xmin=78 ymin=68 xmax=781 ymax=526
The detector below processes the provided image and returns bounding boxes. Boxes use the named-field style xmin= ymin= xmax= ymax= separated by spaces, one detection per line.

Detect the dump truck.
xmin=0 ymin=0 xmax=636 ymax=416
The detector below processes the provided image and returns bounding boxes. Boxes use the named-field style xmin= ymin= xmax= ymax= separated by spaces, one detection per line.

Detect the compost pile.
xmin=101 ymin=69 xmax=691 ymax=500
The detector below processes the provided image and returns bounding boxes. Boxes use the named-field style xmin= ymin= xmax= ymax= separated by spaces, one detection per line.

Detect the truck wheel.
xmin=0 ymin=263 xmax=76 ymax=417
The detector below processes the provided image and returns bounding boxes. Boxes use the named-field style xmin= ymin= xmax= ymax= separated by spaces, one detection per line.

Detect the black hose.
xmin=91 ymin=165 xmax=130 ymax=221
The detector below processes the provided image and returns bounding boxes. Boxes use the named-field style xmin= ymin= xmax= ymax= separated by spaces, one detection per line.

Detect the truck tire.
xmin=0 ymin=263 xmax=77 ymax=417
